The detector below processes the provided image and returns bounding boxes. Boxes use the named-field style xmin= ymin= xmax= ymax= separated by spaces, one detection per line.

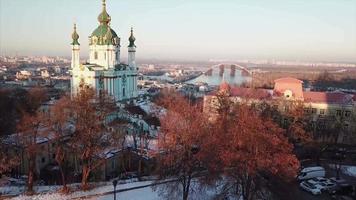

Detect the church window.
xmin=320 ymin=109 xmax=325 ymax=115
xmin=94 ymin=52 xmax=98 ymax=59
xmin=116 ymin=52 xmax=119 ymax=61
xmin=123 ymin=88 xmax=125 ymax=97
xmin=345 ymin=111 xmax=351 ymax=117
xmin=311 ymin=108 xmax=317 ymax=114
xmin=104 ymin=52 xmax=106 ymax=59
xmin=336 ymin=110 xmax=342 ymax=116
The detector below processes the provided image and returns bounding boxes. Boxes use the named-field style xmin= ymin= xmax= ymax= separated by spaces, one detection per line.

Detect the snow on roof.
xmin=208 ymin=86 xmax=272 ymax=100
xmin=3 ymin=123 xmax=75 ymax=147
xmin=303 ymin=91 xmax=354 ymax=104
xmin=274 ymin=77 xmax=303 ymax=83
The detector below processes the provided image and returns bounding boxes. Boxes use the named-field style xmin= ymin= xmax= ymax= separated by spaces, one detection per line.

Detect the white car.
xmin=300 ymin=181 xmax=322 ymax=195
xmin=306 ymin=177 xmax=337 ymax=192
xmin=297 ymin=167 xmax=325 ymax=180
xmin=318 ymin=181 xmax=337 ymax=191
xmin=307 ymin=177 xmax=328 ymax=185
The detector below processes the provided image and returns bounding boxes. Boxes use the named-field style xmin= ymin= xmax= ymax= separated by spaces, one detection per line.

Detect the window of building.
xmin=41 ymin=157 xmax=46 ymax=163
xmin=104 ymin=52 xmax=106 ymax=59
xmin=52 ymin=154 xmax=56 ymax=159
xmin=336 ymin=110 xmax=342 ymax=116
xmin=304 ymin=108 xmax=310 ymax=113
xmin=123 ymin=88 xmax=125 ymax=97
xmin=312 ymin=108 xmax=317 ymax=114
xmin=284 ymin=106 xmax=289 ymax=112
xmin=344 ymin=123 xmax=349 ymax=129
xmin=320 ymin=109 xmax=325 ymax=115
xmin=116 ymin=52 xmax=119 ymax=61
xmin=345 ymin=111 xmax=351 ymax=117
xmin=94 ymin=52 xmax=98 ymax=59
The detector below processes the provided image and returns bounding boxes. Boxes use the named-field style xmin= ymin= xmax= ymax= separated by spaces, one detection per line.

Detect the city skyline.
xmin=0 ymin=0 xmax=355 ymax=62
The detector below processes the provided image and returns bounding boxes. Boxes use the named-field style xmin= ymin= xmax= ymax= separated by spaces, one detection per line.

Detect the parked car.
xmin=318 ymin=181 xmax=337 ymax=192
xmin=297 ymin=166 xmax=326 ymax=180
xmin=300 ymin=181 xmax=322 ymax=195
xmin=307 ymin=177 xmax=328 ymax=185
xmin=306 ymin=177 xmax=336 ymax=192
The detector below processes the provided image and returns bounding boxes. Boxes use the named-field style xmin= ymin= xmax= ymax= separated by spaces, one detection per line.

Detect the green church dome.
xmin=128 ymin=27 xmax=136 ymax=47
xmin=71 ymin=23 xmax=80 ymax=45
xmin=90 ymin=0 xmax=119 ymax=46
xmin=98 ymin=0 xmax=111 ymax=24
xmin=92 ymin=24 xmax=118 ymax=38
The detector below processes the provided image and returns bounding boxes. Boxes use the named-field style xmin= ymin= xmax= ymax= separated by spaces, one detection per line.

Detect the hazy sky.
xmin=0 ymin=0 xmax=355 ymax=62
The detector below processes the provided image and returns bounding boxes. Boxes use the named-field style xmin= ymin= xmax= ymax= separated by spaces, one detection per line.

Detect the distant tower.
xmin=71 ymin=23 xmax=80 ymax=69
xmin=128 ymin=27 xmax=136 ymax=69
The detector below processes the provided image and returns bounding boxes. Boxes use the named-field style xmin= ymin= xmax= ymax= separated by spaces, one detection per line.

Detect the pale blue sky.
xmin=0 ymin=0 xmax=355 ymax=62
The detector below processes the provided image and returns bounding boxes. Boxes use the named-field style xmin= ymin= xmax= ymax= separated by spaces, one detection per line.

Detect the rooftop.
xmin=274 ymin=77 xmax=303 ymax=84
xmin=303 ymin=91 xmax=354 ymax=104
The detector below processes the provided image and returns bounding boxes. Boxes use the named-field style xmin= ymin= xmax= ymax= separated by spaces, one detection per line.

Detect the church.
xmin=70 ymin=0 xmax=138 ymax=101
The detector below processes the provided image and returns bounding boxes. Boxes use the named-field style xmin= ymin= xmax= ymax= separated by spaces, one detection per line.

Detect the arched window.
xmin=122 ymin=88 xmax=125 ymax=97
xmin=94 ymin=52 xmax=98 ymax=59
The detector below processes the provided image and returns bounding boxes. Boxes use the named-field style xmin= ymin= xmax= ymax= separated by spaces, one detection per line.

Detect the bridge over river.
xmin=186 ymin=64 xmax=252 ymax=86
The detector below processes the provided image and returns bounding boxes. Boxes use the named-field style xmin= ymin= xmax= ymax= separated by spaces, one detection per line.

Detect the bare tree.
xmin=17 ymin=112 xmax=44 ymax=194
xmin=0 ymin=143 xmax=19 ymax=174
xmin=155 ymin=93 xmax=210 ymax=200
xmin=69 ymin=86 xmax=116 ymax=190
xmin=45 ymin=96 xmax=72 ymax=193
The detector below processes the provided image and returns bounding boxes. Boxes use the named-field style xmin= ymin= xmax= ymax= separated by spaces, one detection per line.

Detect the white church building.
xmin=70 ymin=0 xmax=138 ymax=101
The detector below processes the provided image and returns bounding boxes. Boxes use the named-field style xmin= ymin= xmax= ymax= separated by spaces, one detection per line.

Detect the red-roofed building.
xmin=203 ymin=77 xmax=356 ymax=143
xmin=274 ymin=77 xmax=304 ymax=100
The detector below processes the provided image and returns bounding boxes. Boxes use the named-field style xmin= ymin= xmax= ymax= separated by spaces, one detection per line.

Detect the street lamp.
xmin=112 ymin=179 xmax=118 ymax=200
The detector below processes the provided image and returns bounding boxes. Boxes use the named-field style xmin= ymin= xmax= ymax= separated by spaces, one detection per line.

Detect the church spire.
xmin=128 ymin=27 xmax=136 ymax=47
xmin=98 ymin=0 xmax=111 ymax=24
xmin=71 ymin=23 xmax=80 ymax=45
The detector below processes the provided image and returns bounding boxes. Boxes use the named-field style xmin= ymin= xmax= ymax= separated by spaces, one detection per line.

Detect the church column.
xmin=71 ymin=23 xmax=80 ymax=69
xmin=128 ymin=27 xmax=136 ymax=69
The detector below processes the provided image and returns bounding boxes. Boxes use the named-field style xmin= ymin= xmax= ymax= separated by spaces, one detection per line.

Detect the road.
xmin=270 ymin=160 xmax=356 ymax=200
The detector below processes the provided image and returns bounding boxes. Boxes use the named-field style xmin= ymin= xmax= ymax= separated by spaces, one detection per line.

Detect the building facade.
xmin=204 ymin=77 xmax=356 ymax=143
xmin=70 ymin=0 xmax=138 ymax=101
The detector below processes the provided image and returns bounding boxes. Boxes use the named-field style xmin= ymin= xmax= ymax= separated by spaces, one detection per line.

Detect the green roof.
xmin=92 ymin=24 xmax=117 ymax=38
xmin=91 ymin=24 xmax=119 ymax=45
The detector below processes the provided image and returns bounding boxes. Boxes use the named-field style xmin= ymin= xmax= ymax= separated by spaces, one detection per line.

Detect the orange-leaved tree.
xmin=69 ymin=86 xmax=116 ymax=190
xmin=155 ymin=92 xmax=211 ymax=200
xmin=214 ymin=101 xmax=300 ymax=200
xmin=45 ymin=96 xmax=73 ymax=193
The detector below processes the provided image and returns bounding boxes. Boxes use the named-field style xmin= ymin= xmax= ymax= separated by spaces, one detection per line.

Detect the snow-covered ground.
xmin=4 ymin=179 xmax=223 ymax=200
xmin=2 ymin=176 xmax=245 ymax=200
xmin=93 ymin=186 xmax=160 ymax=200
xmin=2 ymin=180 xmax=152 ymax=200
